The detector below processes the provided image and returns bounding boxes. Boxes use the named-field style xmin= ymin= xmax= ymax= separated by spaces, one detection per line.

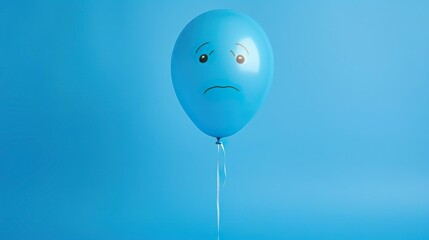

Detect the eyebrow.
xmin=195 ymin=42 xmax=210 ymax=54
xmin=235 ymin=43 xmax=249 ymax=55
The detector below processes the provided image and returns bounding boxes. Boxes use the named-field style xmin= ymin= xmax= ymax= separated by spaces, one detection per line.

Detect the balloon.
xmin=171 ymin=9 xmax=274 ymax=138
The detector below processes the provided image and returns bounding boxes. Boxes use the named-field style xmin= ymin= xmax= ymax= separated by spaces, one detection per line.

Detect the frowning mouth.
xmin=204 ymin=86 xmax=240 ymax=94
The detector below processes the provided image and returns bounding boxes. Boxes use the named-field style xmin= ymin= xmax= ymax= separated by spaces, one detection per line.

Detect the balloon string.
xmin=220 ymin=143 xmax=226 ymax=186
xmin=216 ymin=143 xmax=220 ymax=240
xmin=216 ymin=138 xmax=227 ymax=240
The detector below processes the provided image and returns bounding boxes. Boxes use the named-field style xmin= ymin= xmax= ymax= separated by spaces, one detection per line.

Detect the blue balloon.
xmin=171 ymin=9 xmax=274 ymax=138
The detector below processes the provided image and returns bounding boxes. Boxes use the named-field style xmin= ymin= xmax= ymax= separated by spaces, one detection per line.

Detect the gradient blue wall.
xmin=1 ymin=1 xmax=428 ymax=239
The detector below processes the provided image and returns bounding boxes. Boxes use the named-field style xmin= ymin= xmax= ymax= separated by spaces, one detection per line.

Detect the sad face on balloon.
xmin=172 ymin=10 xmax=273 ymax=139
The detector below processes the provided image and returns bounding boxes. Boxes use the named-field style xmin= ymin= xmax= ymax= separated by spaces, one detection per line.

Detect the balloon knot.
xmin=215 ymin=137 xmax=222 ymax=145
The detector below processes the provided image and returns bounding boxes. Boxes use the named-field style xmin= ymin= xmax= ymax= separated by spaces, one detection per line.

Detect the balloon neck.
xmin=215 ymin=137 xmax=222 ymax=145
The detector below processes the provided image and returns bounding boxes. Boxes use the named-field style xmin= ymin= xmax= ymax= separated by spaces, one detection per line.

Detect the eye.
xmin=199 ymin=54 xmax=208 ymax=63
xmin=236 ymin=55 xmax=245 ymax=64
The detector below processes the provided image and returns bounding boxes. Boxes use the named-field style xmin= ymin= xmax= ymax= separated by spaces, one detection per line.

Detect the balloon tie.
xmin=215 ymin=137 xmax=227 ymax=240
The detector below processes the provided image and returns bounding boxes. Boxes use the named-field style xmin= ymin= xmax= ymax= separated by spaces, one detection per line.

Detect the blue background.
xmin=1 ymin=1 xmax=428 ymax=239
